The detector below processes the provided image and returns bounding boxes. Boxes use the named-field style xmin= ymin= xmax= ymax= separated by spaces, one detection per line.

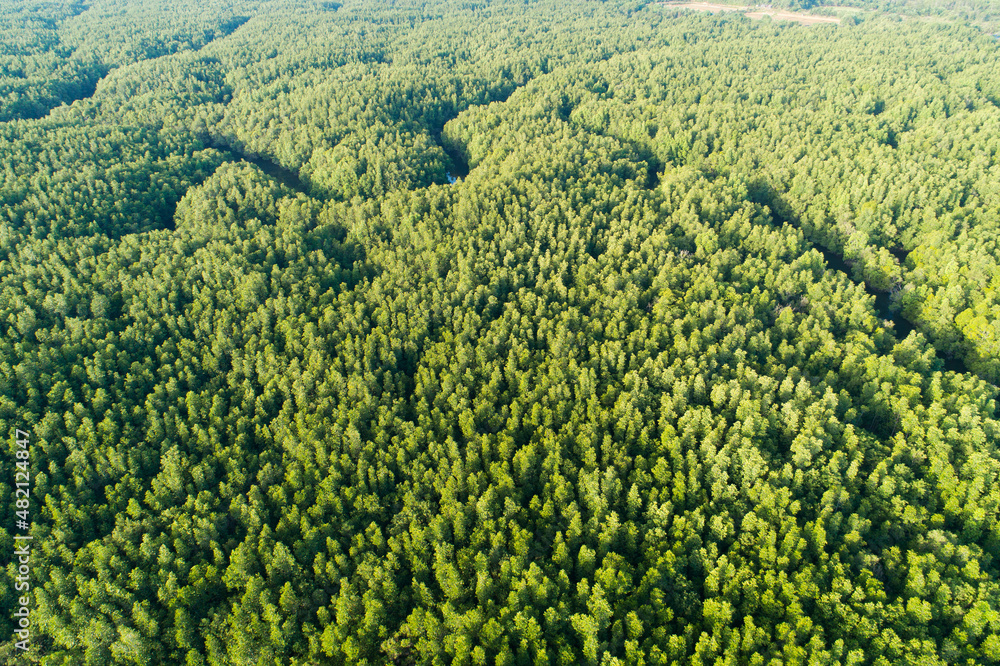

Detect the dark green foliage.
xmin=1 ymin=0 xmax=1000 ymax=664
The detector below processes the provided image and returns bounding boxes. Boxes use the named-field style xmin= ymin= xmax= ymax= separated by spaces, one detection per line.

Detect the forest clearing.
xmin=659 ymin=2 xmax=842 ymax=24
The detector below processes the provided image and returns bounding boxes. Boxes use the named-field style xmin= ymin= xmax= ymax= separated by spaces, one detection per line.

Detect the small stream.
xmin=441 ymin=138 xmax=470 ymax=183
xmin=761 ymin=196 xmax=970 ymax=375
xmin=28 ymin=15 xmax=252 ymax=123
xmin=202 ymin=140 xmax=975 ymax=380
xmin=209 ymin=134 xmax=471 ymax=192
xmin=205 ymin=137 xmax=310 ymax=192
xmin=234 ymin=151 xmax=308 ymax=192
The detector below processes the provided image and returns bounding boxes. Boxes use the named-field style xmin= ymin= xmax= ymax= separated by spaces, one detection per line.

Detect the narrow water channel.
xmin=440 ymin=137 xmax=470 ymax=183
xmin=209 ymin=134 xmax=470 ymax=192
xmin=205 ymin=137 xmax=310 ymax=192
xmin=203 ymin=141 xmax=976 ymax=381
xmin=761 ymin=194 xmax=970 ymax=375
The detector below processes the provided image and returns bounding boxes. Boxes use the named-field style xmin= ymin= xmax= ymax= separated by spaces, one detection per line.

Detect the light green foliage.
xmin=1 ymin=0 xmax=999 ymax=664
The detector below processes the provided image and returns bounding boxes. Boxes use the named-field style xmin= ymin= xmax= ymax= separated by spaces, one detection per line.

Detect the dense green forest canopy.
xmin=828 ymin=0 xmax=1000 ymax=28
xmin=2 ymin=0 xmax=1000 ymax=664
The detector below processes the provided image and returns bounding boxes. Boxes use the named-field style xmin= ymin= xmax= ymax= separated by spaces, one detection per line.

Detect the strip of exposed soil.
xmin=658 ymin=2 xmax=841 ymax=25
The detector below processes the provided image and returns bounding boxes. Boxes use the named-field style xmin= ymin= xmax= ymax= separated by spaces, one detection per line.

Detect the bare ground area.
xmin=661 ymin=2 xmax=749 ymax=11
xmin=658 ymin=2 xmax=842 ymax=25
xmin=746 ymin=9 xmax=840 ymax=24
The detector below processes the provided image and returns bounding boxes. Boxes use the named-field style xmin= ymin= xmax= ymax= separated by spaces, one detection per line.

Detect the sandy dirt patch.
xmin=746 ymin=9 xmax=841 ymax=24
xmin=659 ymin=2 xmax=842 ymax=25
xmin=661 ymin=2 xmax=749 ymax=12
